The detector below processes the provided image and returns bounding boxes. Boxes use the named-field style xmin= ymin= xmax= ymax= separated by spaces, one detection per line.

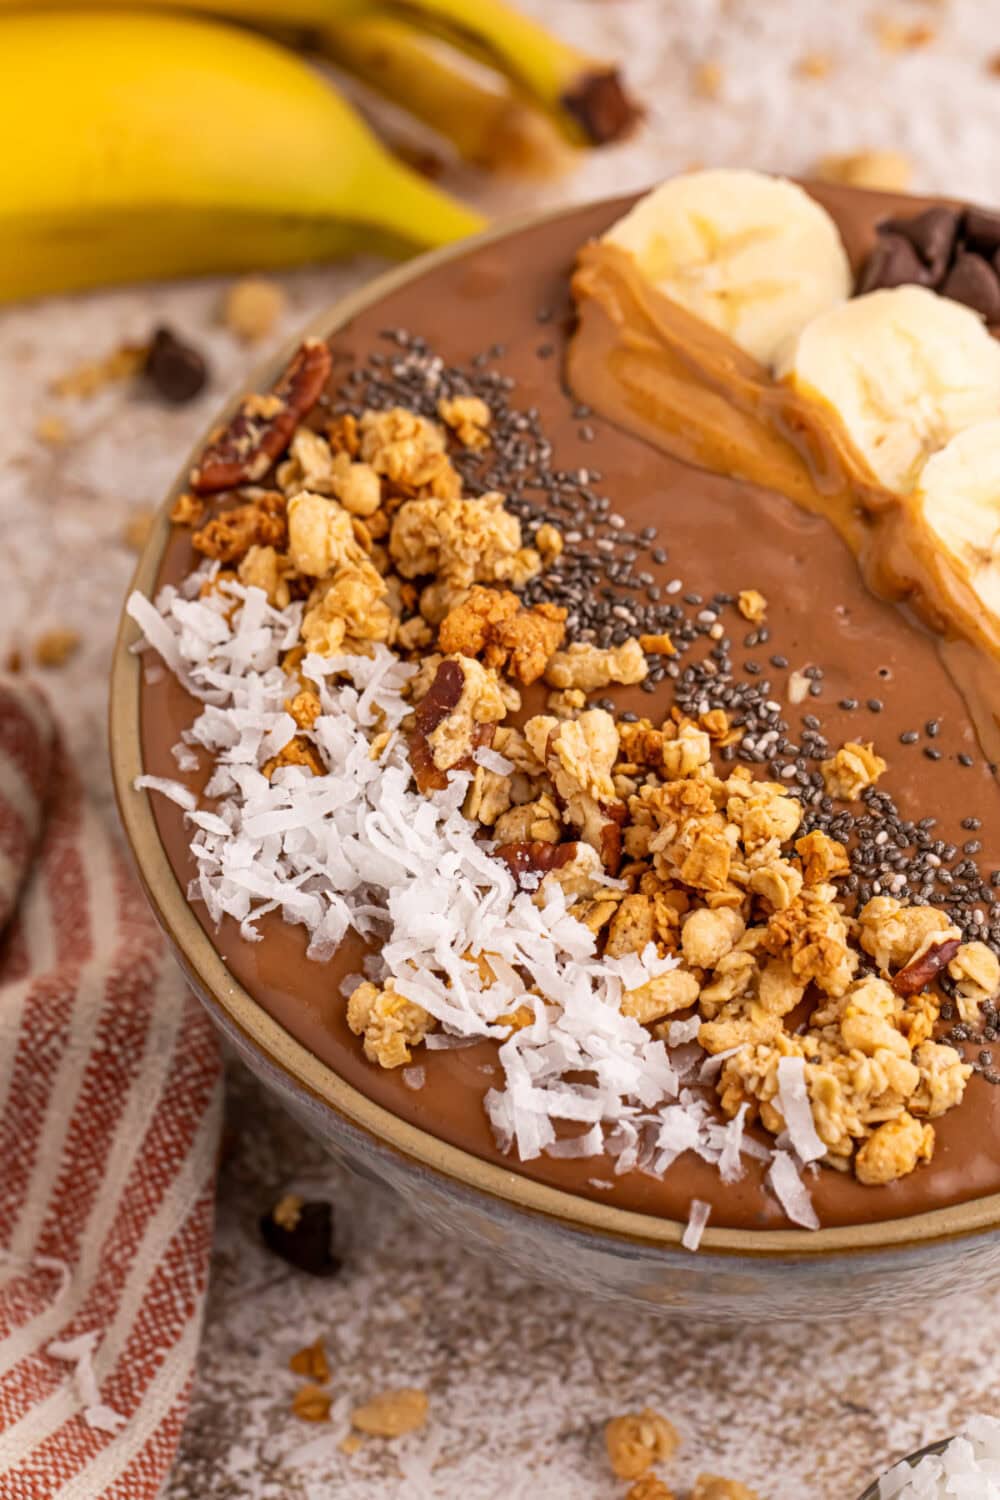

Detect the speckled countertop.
xmin=5 ymin=3 xmax=1000 ymax=1496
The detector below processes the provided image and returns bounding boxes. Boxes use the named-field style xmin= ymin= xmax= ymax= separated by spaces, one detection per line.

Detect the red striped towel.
xmin=0 ymin=677 xmax=223 ymax=1499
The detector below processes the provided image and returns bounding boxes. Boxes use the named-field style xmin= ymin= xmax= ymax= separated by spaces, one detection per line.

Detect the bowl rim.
xmin=110 ymin=197 xmax=1000 ymax=1259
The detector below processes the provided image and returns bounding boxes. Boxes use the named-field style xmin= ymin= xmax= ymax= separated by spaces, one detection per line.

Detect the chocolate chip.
xmin=259 ymin=1196 xmax=341 ymax=1277
xmin=963 ymin=205 xmax=1000 ymax=257
xmin=857 ymin=233 xmax=932 ymax=295
xmin=882 ymin=206 xmax=959 ymax=278
xmin=942 ymin=252 xmax=1000 ymax=322
xmin=145 ymin=325 xmax=208 ymax=404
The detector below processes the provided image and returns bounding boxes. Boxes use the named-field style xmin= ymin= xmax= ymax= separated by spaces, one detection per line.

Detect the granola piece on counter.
xmin=192 ymin=490 xmax=286 ymax=564
xmin=855 ymin=1111 xmax=934 ymax=1185
xmin=438 ymin=585 xmax=566 ymax=684
xmin=820 ymin=740 xmax=887 ymax=801
xmin=292 ymin=1385 xmax=332 ymax=1422
xmin=626 ymin=1479 xmax=676 ymax=1500
xmin=350 ymin=1387 xmax=429 ymax=1438
xmin=544 ymin=637 xmax=647 ymax=691
xmin=346 ymin=980 xmax=434 ymax=1068
xmin=605 ymin=1408 xmax=679 ymax=1481
xmin=437 ymin=393 xmax=491 ymax=449
xmin=692 ymin=1477 xmax=765 ymax=1500
xmin=33 ymin=628 xmax=81 ymax=669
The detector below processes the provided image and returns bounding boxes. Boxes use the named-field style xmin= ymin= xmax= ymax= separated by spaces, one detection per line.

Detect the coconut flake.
xmin=875 ymin=1416 xmax=1000 ymax=1498
xmin=472 ymin=746 xmax=514 ymax=775
xmin=767 ymin=1150 xmax=820 ymax=1230
xmin=776 ymin=1056 xmax=826 ymax=1164
xmin=133 ymin=774 xmax=197 ymax=811
xmin=682 ymin=1198 xmax=711 ymax=1252
xmin=402 ymin=1066 xmax=425 ymax=1091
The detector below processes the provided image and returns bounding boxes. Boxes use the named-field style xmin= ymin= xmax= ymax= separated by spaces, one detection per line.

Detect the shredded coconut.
xmin=776 ymin=1056 xmax=826 ymax=1164
xmin=767 ymin=1150 xmax=820 ymax=1230
xmin=681 ymin=1197 xmax=711 ymax=1251
xmin=877 ymin=1416 xmax=1000 ymax=1498
xmin=128 ymin=578 xmax=788 ymax=1206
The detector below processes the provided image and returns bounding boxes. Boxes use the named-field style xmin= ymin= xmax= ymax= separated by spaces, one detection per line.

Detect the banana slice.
xmin=783 ymin=285 xmax=1000 ymax=493
xmin=912 ymin=418 xmax=1000 ymax=615
xmin=603 ymin=168 xmax=851 ymax=367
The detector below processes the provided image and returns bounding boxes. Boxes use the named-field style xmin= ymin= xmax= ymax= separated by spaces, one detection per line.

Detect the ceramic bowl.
xmin=110 ymin=208 xmax=1000 ymax=1321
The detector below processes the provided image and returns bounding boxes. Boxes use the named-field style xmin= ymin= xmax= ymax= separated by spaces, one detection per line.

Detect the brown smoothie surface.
xmin=139 ymin=188 xmax=1000 ymax=1230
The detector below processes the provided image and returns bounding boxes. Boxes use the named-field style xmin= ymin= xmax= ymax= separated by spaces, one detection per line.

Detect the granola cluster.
xmin=605 ymin=1406 xmax=762 ymax=1500
xmin=173 ymin=362 xmax=998 ymax=1193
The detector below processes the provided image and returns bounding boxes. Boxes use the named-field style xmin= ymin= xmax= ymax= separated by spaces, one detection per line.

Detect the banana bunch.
xmin=603 ymin=168 xmax=1000 ymax=630
xmin=0 ymin=2 xmax=637 ymax=304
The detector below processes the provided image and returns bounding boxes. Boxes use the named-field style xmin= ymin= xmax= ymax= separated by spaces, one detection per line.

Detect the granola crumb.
xmin=821 ymin=740 xmax=887 ymax=800
xmin=874 ymin=15 xmax=936 ymax=52
xmin=339 ymin=1433 xmax=364 ymax=1455
xmin=33 ymin=628 xmax=80 ymax=668
xmin=796 ymin=50 xmax=832 ymax=79
xmin=350 ymin=1387 xmax=428 ymax=1438
xmin=35 ymin=413 xmax=70 ymax=447
xmin=122 ymin=508 xmax=155 ymax=552
xmin=639 ymin=631 xmax=676 ymax=656
xmin=289 ymin=1338 xmax=330 ymax=1384
xmin=292 ymin=1383 xmax=332 ymax=1423
xmin=170 ymin=492 xmax=205 ymax=527
xmin=272 ymin=1193 xmax=304 ymax=1231
xmin=692 ymin=60 xmax=724 ymax=98
xmin=814 ymin=149 xmax=912 ymax=191
xmin=437 ymin=393 xmax=492 ymax=450
xmin=737 ymin=589 xmax=767 ymax=625
xmin=605 ymin=1408 xmax=679 ymax=1480
xmin=626 ymin=1480 xmax=676 ymax=1500
xmin=49 ymin=341 xmax=147 ymax=398
xmin=691 ymin=1477 xmax=764 ymax=1500
xmin=222 ymin=277 xmax=288 ymax=343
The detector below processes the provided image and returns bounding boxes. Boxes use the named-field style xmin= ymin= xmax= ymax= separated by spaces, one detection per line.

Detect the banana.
xmin=911 ymin=420 xmax=1000 ymax=617
xmin=350 ymin=0 xmax=639 ymax=145
xmin=0 ymin=0 xmax=639 ymax=147
xmin=782 ymin=285 xmax=1000 ymax=493
xmin=319 ymin=14 xmax=572 ymax=175
xmin=602 ymin=169 xmax=851 ymax=368
xmin=0 ymin=9 xmax=484 ymax=304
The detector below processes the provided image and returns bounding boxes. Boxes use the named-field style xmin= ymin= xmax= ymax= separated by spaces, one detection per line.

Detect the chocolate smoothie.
xmin=138 ymin=188 xmax=1000 ymax=1230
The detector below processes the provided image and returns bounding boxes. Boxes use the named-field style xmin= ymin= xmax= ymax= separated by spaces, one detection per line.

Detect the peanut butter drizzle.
xmin=568 ymin=235 xmax=1000 ymax=764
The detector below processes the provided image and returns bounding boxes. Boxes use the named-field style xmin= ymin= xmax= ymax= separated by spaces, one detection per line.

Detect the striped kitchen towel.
xmin=0 ymin=677 xmax=223 ymax=1499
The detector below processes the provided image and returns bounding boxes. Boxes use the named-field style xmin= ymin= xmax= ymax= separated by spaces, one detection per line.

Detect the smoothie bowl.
xmin=111 ymin=176 xmax=1000 ymax=1318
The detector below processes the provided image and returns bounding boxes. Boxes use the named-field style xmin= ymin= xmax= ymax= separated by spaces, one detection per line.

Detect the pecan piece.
xmin=191 ymin=338 xmax=332 ymax=494
xmin=408 ymin=659 xmax=495 ymax=793
xmin=494 ymin=841 xmax=577 ymax=887
xmin=600 ymin=801 xmax=627 ymax=877
xmin=892 ymin=937 xmax=962 ymax=997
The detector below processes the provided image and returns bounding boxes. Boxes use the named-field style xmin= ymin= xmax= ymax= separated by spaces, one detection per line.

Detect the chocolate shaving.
xmin=560 ymin=68 xmax=642 ymax=145
xmin=259 ymin=1198 xmax=341 ymax=1278
xmin=892 ymin=937 xmax=961 ymax=997
xmin=493 ymin=840 xmax=577 ymax=887
xmin=191 ymin=338 xmax=332 ymax=494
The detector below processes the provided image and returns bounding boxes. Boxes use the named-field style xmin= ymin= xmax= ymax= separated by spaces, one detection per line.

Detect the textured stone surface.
xmin=4 ymin=2 xmax=1000 ymax=1494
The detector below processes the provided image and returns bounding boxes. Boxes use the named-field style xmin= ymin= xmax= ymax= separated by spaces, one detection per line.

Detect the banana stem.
xmin=335 ymin=0 xmax=641 ymax=145
xmin=321 ymin=14 xmax=572 ymax=175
